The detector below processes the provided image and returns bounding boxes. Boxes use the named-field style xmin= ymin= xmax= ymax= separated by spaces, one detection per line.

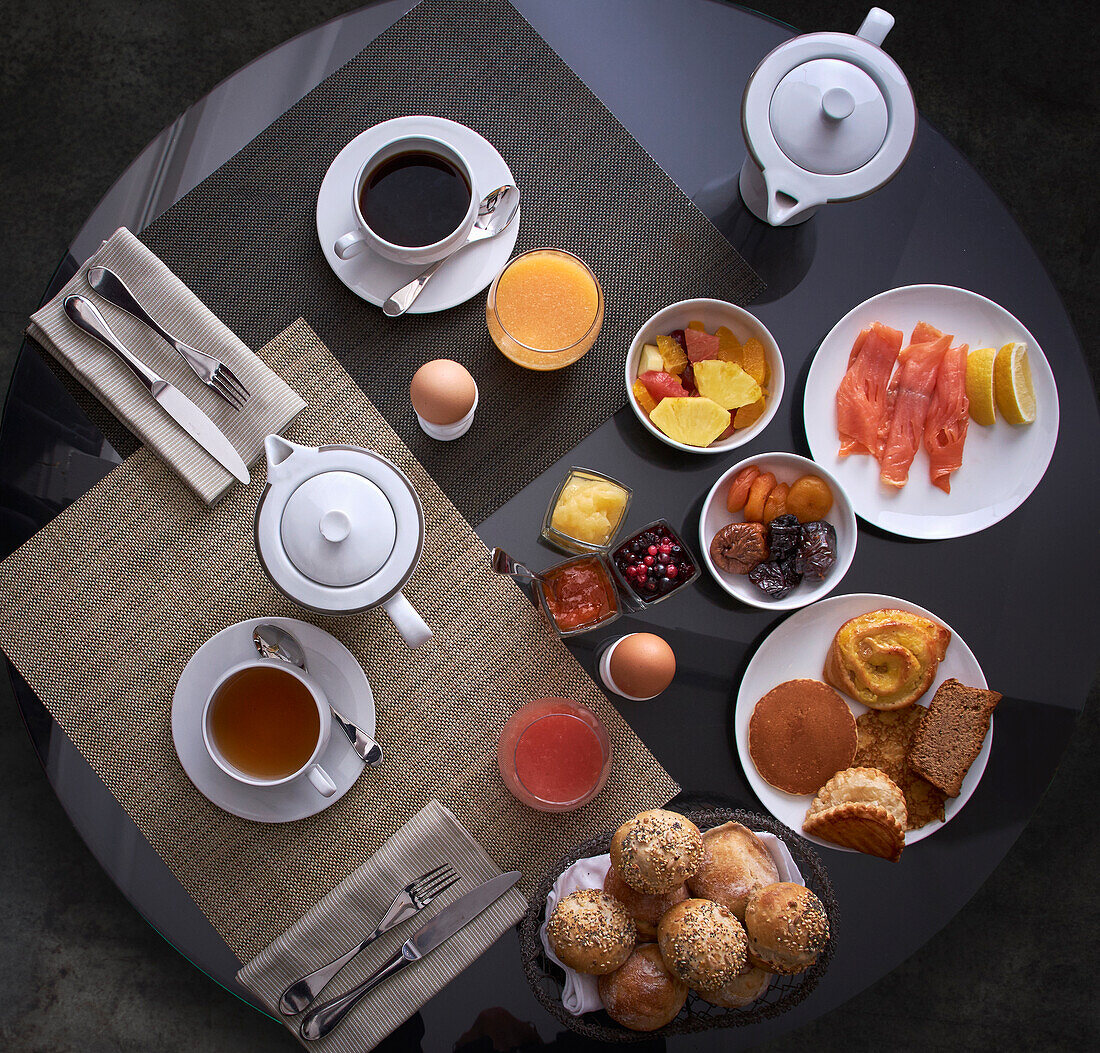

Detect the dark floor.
xmin=1 ymin=1 xmax=1097 ymax=1051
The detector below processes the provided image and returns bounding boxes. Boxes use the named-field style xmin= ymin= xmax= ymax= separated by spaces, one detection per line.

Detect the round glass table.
xmin=2 ymin=1 xmax=1096 ymax=1049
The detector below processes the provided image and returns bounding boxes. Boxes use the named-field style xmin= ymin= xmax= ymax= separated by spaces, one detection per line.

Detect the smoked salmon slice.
xmin=835 ymin=322 xmax=903 ymax=457
xmin=924 ymin=342 xmax=970 ymax=493
xmin=878 ymin=322 xmax=951 ymax=489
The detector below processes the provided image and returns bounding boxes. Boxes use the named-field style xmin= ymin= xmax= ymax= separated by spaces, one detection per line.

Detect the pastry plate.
xmin=317 ymin=115 xmax=520 ymax=313
xmin=172 ymin=617 xmax=375 ymax=823
xmin=734 ymin=592 xmax=992 ymax=852
xmin=803 ymin=284 xmax=1059 ymax=539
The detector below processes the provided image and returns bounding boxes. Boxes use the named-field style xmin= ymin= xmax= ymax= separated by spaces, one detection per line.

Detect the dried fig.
xmin=710 ymin=522 xmax=769 ymax=575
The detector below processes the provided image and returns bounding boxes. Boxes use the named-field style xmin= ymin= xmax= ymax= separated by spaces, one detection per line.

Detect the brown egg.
xmin=410 ymin=359 xmax=477 ymax=424
xmin=609 ymin=633 xmax=676 ymax=699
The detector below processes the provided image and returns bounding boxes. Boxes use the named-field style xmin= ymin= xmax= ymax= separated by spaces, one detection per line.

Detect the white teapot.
xmin=254 ymin=436 xmax=432 ymax=648
xmin=739 ymin=8 xmax=916 ymax=226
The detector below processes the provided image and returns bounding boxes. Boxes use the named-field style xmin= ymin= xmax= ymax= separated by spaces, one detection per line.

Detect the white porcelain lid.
xmin=256 ymin=439 xmax=424 ymax=614
xmin=280 ymin=471 xmax=397 ymax=587
xmin=770 ymin=58 xmax=888 ymax=175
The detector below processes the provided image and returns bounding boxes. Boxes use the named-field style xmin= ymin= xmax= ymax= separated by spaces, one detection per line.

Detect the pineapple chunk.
xmin=656 ymin=333 xmax=688 ymax=375
xmin=693 ymin=360 xmax=762 ymax=410
xmin=632 ymin=379 xmax=658 ymax=416
xmin=638 ymin=343 xmax=664 ymax=374
xmin=650 ymin=396 xmax=731 ymax=447
xmin=734 ymin=396 xmax=767 ymax=429
xmin=741 ymin=338 xmax=769 ymax=385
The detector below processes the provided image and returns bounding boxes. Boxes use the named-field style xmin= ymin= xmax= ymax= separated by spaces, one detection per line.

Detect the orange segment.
xmin=734 ymin=397 xmax=767 ymax=429
xmin=632 ymin=379 xmax=658 ymax=416
xmin=687 ymin=320 xmax=706 ymax=331
xmin=716 ymin=326 xmax=743 ymax=365
xmin=742 ymin=338 xmax=769 ymax=385
xmin=656 ymin=333 xmax=688 ymax=376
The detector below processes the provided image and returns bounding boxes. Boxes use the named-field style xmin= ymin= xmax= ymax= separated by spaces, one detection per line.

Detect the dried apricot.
xmin=726 ymin=465 xmax=760 ymax=513
xmin=786 ymin=475 xmax=834 ymax=523
xmin=743 ymin=471 xmax=777 ymax=523
xmin=763 ymin=482 xmax=789 ymax=522
xmin=742 ymin=338 xmax=769 ymax=385
xmin=733 ymin=397 xmax=767 ymax=429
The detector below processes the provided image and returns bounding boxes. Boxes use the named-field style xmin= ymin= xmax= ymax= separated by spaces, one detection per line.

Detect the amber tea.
xmin=208 ymin=665 xmax=320 ymax=780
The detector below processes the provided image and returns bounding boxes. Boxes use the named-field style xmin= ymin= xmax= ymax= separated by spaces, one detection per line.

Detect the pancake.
xmin=748 ymin=679 xmax=857 ymax=795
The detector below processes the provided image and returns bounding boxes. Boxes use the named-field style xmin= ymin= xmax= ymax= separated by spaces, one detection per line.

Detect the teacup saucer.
xmin=316 ymin=115 xmax=520 ymax=313
xmin=171 ymin=617 xmax=375 ymax=823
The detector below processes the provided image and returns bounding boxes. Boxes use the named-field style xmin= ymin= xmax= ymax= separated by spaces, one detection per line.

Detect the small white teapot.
xmin=254 ymin=436 xmax=432 ymax=648
xmin=739 ymin=8 xmax=916 ymax=226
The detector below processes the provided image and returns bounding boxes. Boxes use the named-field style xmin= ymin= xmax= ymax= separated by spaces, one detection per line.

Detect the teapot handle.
xmin=857 ymin=7 xmax=895 ymax=46
xmin=382 ymin=591 xmax=432 ymax=649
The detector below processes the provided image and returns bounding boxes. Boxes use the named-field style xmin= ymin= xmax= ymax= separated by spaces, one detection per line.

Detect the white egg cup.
xmin=414 ymin=382 xmax=478 ymax=440
xmin=598 ymin=634 xmax=665 ymax=701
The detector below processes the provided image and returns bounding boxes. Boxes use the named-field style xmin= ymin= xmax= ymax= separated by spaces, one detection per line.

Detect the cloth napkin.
xmin=237 ymin=800 xmax=527 ymax=1053
xmin=26 ymin=227 xmax=305 ymax=504
xmin=539 ymin=832 xmax=804 ymax=1016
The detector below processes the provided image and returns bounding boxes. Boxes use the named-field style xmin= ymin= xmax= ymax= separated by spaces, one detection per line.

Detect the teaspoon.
xmin=253 ymin=624 xmax=383 ymax=766
xmin=383 ymin=184 xmax=520 ymax=317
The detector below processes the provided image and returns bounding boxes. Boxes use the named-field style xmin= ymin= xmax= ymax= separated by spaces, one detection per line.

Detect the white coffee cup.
xmin=334 ymin=133 xmax=478 ymax=265
xmin=202 ymin=659 xmax=337 ymax=797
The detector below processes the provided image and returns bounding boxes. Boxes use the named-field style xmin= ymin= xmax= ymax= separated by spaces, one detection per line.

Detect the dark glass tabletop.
xmin=2 ymin=1 xmax=1097 ymax=1050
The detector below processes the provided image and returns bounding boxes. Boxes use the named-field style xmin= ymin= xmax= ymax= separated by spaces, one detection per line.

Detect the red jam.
xmin=539 ymin=556 xmax=617 ymax=631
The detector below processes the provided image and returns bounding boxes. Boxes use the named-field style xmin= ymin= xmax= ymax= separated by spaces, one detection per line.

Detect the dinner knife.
xmin=63 ymin=295 xmax=250 ymax=485
xmin=299 ymin=870 xmax=523 ymax=1041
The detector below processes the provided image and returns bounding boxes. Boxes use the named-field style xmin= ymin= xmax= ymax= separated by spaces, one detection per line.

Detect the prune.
xmin=767 ymin=514 xmax=802 ymax=561
xmin=749 ymin=558 xmax=802 ymax=598
xmin=795 ymin=520 xmax=837 ymax=580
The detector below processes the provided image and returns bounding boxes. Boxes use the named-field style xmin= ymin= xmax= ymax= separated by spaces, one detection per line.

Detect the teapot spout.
xmin=762 ymin=168 xmax=820 ymax=226
xmin=264 ymin=435 xmax=311 ymax=482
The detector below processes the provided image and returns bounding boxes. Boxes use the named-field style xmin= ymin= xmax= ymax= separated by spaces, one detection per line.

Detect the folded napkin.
xmin=540 ymin=832 xmax=804 ymax=1016
xmin=27 ymin=227 xmax=305 ymax=504
xmin=237 ymin=800 xmax=527 ymax=1053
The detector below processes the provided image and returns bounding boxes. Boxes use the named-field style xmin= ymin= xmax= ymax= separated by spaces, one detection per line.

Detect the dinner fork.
xmin=87 ymin=265 xmax=250 ymax=410
xmin=278 ymin=864 xmax=459 ymax=1014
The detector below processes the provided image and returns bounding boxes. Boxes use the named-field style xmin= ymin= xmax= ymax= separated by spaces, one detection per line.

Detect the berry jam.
xmin=612 ymin=521 xmax=697 ymax=603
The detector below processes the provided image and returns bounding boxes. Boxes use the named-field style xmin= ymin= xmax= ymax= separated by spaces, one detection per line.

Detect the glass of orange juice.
xmin=486 ymin=248 xmax=604 ymax=370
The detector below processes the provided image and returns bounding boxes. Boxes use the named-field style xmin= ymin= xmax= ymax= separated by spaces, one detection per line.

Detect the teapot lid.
xmin=280 ymin=471 xmax=397 ymax=587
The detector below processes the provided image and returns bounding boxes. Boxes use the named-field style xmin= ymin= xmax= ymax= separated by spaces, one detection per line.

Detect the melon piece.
xmin=656 ymin=333 xmax=688 ymax=375
xmin=685 ymin=327 xmax=721 ymax=362
xmin=741 ymin=338 xmax=769 ymax=385
xmin=632 ymin=379 xmax=658 ymax=416
xmin=693 ymin=360 xmax=762 ymax=410
xmin=638 ymin=370 xmax=688 ymax=401
xmin=638 ymin=343 xmax=664 ymax=374
xmin=734 ymin=396 xmax=767 ymax=429
xmin=649 ymin=396 xmax=731 ymax=447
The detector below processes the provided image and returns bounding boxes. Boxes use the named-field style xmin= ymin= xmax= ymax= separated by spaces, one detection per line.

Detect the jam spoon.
xmin=253 ymin=624 xmax=383 ymax=766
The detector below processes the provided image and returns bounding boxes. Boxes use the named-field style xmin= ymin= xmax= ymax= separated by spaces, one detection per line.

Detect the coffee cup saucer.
xmin=171 ymin=617 xmax=375 ymax=823
xmin=316 ymin=115 xmax=520 ymax=313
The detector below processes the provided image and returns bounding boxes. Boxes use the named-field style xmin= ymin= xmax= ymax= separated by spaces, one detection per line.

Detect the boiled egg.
xmin=410 ymin=359 xmax=477 ymax=425
xmin=607 ymin=632 xmax=676 ymax=699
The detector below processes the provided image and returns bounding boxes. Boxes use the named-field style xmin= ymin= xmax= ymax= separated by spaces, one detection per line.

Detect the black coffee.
xmin=360 ymin=151 xmax=470 ymax=248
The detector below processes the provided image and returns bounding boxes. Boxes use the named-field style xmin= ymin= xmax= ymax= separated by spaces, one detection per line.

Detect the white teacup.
xmin=202 ymin=659 xmax=337 ymax=797
xmin=334 ymin=133 xmax=478 ymax=265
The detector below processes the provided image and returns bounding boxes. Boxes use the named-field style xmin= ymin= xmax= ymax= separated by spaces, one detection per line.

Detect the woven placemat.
xmin=127 ymin=0 xmax=764 ymax=524
xmin=0 ymin=319 xmax=679 ymax=962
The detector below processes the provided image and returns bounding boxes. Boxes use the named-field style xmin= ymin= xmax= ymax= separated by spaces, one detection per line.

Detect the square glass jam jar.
xmin=540 ymin=467 xmax=632 ymax=555
xmin=611 ymin=519 xmax=701 ymax=607
xmin=535 ymin=553 xmax=621 ymax=637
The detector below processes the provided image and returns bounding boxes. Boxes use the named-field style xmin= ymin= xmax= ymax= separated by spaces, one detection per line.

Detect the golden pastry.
xmin=824 ymin=609 xmax=950 ymax=710
xmin=802 ymin=767 xmax=907 ymax=862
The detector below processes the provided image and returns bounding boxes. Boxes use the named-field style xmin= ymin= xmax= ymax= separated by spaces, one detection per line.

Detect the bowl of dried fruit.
xmin=699 ymin=452 xmax=857 ymax=610
xmin=625 ymin=299 xmax=784 ymax=454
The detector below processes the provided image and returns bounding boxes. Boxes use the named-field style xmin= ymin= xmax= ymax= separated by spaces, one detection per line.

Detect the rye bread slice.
xmin=909 ymin=679 xmax=1001 ymax=797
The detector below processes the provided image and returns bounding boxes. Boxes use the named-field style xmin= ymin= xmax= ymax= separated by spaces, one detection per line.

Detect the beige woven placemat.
xmin=0 ymin=319 xmax=679 ymax=962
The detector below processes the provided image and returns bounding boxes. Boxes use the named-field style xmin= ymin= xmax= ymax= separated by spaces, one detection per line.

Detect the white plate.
xmin=625 ymin=298 xmax=784 ymax=454
xmin=734 ymin=593 xmax=992 ymax=852
xmin=803 ymin=284 xmax=1059 ymax=538
xmin=316 ymin=116 xmax=520 ymax=313
xmin=171 ymin=617 xmax=375 ymax=823
xmin=699 ymin=452 xmax=856 ymax=610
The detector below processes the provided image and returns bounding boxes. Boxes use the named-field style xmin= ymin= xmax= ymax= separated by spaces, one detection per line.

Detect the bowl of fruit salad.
xmin=699 ymin=452 xmax=856 ymax=610
xmin=625 ymin=298 xmax=783 ymax=453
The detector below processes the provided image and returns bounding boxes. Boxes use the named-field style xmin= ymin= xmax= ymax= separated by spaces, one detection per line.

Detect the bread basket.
xmin=518 ymin=807 xmax=837 ymax=1041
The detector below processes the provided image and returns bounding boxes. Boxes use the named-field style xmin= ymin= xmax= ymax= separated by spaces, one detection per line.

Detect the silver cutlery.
xmin=87 ymin=265 xmax=250 ymax=410
xmin=489 ymin=547 xmax=542 ymax=587
xmin=299 ymin=870 xmax=522 ymax=1041
xmin=252 ymin=624 xmax=383 ymax=767
xmin=279 ymin=864 xmax=459 ymax=1015
xmin=382 ymin=184 xmax=521 ymax=318
xmin=63 ymin=295 xmax=250 ymax=484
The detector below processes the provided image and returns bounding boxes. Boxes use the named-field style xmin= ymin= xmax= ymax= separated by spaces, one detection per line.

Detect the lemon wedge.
xmin=994 ymin=341 xmax=1036 ymax=425
xmin=966 ymin=346 xmax=997 ymax=426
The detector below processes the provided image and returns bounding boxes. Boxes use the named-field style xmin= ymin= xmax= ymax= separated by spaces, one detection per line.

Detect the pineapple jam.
xmin=549 ymin=470 xmax=629 ymax=549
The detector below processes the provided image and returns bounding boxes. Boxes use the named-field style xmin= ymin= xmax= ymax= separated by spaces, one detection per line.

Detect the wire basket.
xmin=518 ymin=807 xmax=838 ymax=1041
